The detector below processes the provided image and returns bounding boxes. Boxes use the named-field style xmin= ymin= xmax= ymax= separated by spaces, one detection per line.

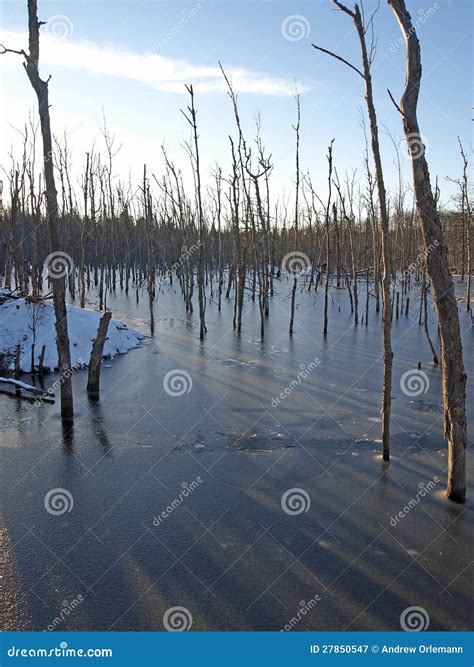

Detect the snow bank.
xmin=0 ymin=298 xmax=143 ymax=372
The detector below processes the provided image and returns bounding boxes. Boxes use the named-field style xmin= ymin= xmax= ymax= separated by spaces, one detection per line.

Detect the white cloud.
xmin=0 ymin=28 xmax=310 ymax=97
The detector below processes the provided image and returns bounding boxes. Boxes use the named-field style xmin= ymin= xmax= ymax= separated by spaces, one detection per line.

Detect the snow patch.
xmin=0 ymin=298 xmax=143 ymax=372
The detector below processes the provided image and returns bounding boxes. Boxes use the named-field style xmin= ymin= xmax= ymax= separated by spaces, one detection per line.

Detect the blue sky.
xmin=0 ymin=0 xmax=472 ymax=204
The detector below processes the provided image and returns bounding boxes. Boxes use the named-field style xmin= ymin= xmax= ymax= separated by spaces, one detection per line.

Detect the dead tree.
xmin=87 ymin=311 xmax=112 ymax=396
xmin=334 ymin=169 xmax=359 ymax=324
xmin=289 ymin=95 xmax=301 ymax=335
xmin=1 ymin=0 xmax=74 ymax=421
xmin=447 ymin=139 xmax=472 ymax=312
xmin=322 ymin=142 xmax=335 ymax=337
xmin=313 ymin=0 xmax=393 ymax=460
xmin=388 ymin=0 xmax=468 ymax=502
xmin=458 ymin=140 xmax=472 ymax=313
xmin=182 ymin=84 xmax=206 ymax=341
xmin=142 ymin=166 xmax=155 ymax=335
xmin=421 ymin=270 xmax=439 ymax=364
xmin=245 ymin=126 xmax=272 ymax=339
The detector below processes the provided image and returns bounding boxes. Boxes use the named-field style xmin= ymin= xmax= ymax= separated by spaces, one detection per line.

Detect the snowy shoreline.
xmin=0 ymin=295 xmax=144 ymax=373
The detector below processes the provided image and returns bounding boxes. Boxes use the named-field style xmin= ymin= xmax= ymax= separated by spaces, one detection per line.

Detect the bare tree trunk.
xmin=21 ymin=0 xmax=74 ymax=421
xmin=422 ymin=271 xmax=439 ymax=364
xmin=183 ymin=85 xmax=206 ymax=341
xmin=458 ymin=140 xmax=472 ymax=312
xmin=345 ymin=195 xmax=359 ymax=325
xmin=143 ymin=166 xmax=155 ymax=335
xmin=289 ymin=96 xmax=300 ymax=335
xmin=313 ymin=0 xmax=393 ymax=459
xmin=389 ymin=0 xmax=467 ymax=502
xmin=80 ymin=152 xmax=90 ymax=308
xmin=237 ymin=238 xmax=246 ymax=334
xmin=353 ymin=5 xmax=393 ymax=461
xmin=87 ymin=311 xmax=112 ymax=396
xmin=323 ymin=142 xmax=334 ymax=337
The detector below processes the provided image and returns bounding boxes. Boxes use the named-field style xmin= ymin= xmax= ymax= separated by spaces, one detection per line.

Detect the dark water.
xmin=0 ymin=278 xmax=472 ymax=631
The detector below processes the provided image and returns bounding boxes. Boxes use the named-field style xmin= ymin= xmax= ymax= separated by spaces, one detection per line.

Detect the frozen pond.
xmin=0 ymin=278 xmax=472 ymax=631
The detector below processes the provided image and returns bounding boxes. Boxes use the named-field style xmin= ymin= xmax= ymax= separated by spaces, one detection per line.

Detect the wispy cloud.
xmin=0 ymin=28 xmax=310 ymax=97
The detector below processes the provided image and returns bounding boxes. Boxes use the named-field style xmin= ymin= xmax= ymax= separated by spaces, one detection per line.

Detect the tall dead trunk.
xmin=313 ymin=0 xmax=393 ymax=460
xmin=6 ymin=0 xmax=74 ymax=420
xmin=348 ymin=213 xmax=359 ymax=324
xmin=323 ymin=141 xmax=334 ymax=337
xmin=143 ymin=166 xmax=155 ymax=335
xmin=79 ymin=151 xmax=90 ymax=308
xmin=457 ymin=140 xmax=471 ymax=313
xmin=183 ymin=85 xmax=206 ymax=341
xmin=289 ymin=96 xmax=301 ymax=335
xmin=388 ymin=0 xmax=467 ymax=502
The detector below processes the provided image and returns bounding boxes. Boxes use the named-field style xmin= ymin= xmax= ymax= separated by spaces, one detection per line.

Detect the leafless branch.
xmin=311 ymin=44 xmax=365 ymax=79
